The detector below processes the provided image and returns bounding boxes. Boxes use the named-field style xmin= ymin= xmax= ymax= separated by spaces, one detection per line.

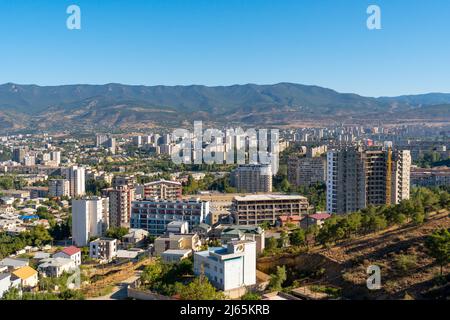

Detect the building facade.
xmin=326 ymin=147 xmax=411 ymax=214
xmin=130 ymin=198 xmax=210 ymax=236
xmin=141 ymin=179 xmax=182 ymax=200
xmin=72 ymin=197 xmax=109 ymax=247
xmin=48 ymin=179 xmax=70 ymax=198
xmin=230 ymin=164 xmax=272 ymax=193
xmin=103 ymin=185 xmax=135 ymax=228
xmin=193 ymin=240 xmax=256 ymax=292
xmin=288 ymin=155 xmax=326 ymax=187
xmin=64 ymin=166 xmax=86 ymax=197
xmin=231 ymin=194 xmax=309 ymax=225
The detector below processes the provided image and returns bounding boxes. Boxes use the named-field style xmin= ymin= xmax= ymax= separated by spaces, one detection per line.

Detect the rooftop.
xmin=12 ymin=266 xmax=37 ymax=280
xmin=233 ymin=194 xmax=307 ymax=202
xmin=60 ymin=246 xmax=81 ymax=256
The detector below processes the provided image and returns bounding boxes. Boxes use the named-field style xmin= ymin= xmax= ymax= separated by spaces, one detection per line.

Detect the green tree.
xmin=105 ymin=226 xmax=129 ymax=240
xmin=178 ymin=274 xmax=225 ymax=300
xmin=28 ymin=224 xmax=53 ymax=247
xmin=265 ymin=237 xmax=278 ymax=251
xmin=289 ymin=229 xmax=306 ymax=246
xmin=425 ymin=229 xmax=450 ymax=275
xmin=241 ymin=292 xmax=261 ymax=300
xmin=141 ymin=262 xmax=163 ymax=286
xmin=268 ymin=266 xmax=287 ymax=292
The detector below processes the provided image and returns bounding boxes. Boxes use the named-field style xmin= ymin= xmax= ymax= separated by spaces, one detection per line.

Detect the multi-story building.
xmin=64 ymin=166 xmax=86 ymax=197
xmin=231 ymin=194 xmax=309 ymax=225
xmin=50 ymin=151 xmax=61 ymax=166
xmin=102 ymin=185 xmax=135 ymax=228
xmin=410 ymin=166 xmax=450 ymax=187
xmin=230 ymin=164 xmax=272 ymax=193
xmin=211 ymin=224 xmax=266 ymax=255
xmin=130 ymin=198 xmax=210 ymax=236
xmin=154 ymin=233 xmax=201 ymax=256
xmin=112 ymin=175 xmax=136 ymax=188
xmin=193 ymin=240 xmax=256 ymax=293
xmin=140 ymin=179 xmax=182 ymax=200
xmin=392 ymin=150 xmax=411 ymax=204
xmin=48 ymin=179 xmax=70 ymax=198
xmin=89 ymin=238 xmax=117 ymax=262
xmin=72 ymin=197 xmax=109 ymax=247
xmin=288 ymin=154 xmax=326 ymax=187
xmin=326 ymin=146 xmax=411 ymax=214
xmin=12 ymin=147 xmax=26 ymax=164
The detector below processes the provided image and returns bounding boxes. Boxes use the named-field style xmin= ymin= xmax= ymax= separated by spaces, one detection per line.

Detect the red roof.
xmin=309 ymin=213 xmax=331 ymax=220
xmin=61 ymin=246 xmax=81 ymax=256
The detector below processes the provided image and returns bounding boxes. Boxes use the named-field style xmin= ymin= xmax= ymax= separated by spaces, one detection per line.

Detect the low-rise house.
xmin=38 ymin=257 xmax=76 ymax=278
xmin=191 ymin=223 xmax=212 ymax=239
xmin=122 ymin=228 xmax=149 ymax=248
xmin=116 ymin=249 xmax=143 ymax=260
xmin=53 ymin=246 xmax=82 ymax=266
xmin=161 ymin=249 xmax=192 ymax=263
xmin=154 ymin=233 xmax=201 ymax=256
xmin=0 ymin=257 xmax=29 ymax=271
xmin=33 ymin=252 xmax=51 ymax=260
xmin=12 ymin=266 xmax=38 ymax=288
xmin=89 ymin=238 xmax=118 ymax=262
xmin=276 ymin=215 xmax=302 ymax=228
xmin=0 ymin=273 xmax=20 ymax=298
xmin=300 ymin=212 xmax=331 ymax=229
xmin=212 ymin=225 xmax=265 ymax=254
xmin=166 ymin=221 xmax=189 ymax=234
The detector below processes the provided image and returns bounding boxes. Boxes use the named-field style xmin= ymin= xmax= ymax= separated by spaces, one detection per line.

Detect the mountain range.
xmin=0 ymin=82 xmax=449 ymax=132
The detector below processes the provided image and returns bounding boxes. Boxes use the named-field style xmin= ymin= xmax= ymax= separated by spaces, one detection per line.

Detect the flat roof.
xmin=234 ymin=194 xmax=307 ymax=201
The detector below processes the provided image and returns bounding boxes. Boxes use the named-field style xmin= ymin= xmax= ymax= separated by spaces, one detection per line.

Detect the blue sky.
xmin=0 ymin=0 xmax=449 ymax=97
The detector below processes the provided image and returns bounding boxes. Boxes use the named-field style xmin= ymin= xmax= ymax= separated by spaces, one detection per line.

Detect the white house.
xmin=53 ymin=246 xmax=82 ymax=266
xmin=38 ymin=257 xmax=77 ymax=278
xmin=89 ymin=238 xmax=117 ymax=262
xmin=193 ymin=240 xmax=256 ymax=292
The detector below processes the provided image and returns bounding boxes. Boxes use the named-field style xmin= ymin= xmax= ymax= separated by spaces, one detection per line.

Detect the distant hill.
xmin=0 ymin=82 xmax=448 ymax=132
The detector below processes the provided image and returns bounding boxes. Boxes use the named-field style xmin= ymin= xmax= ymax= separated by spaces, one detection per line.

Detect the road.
xmin=87 ymin=271 xmax=141 ymax=300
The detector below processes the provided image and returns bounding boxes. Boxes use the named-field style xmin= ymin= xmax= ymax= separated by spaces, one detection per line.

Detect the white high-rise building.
xmin=72 ymin=197 xmax=109 ymax=247
xmin=49 ymin=179 xmax=70 ymax=198
xmin=65 ymin=166 xmax=86 ymax=197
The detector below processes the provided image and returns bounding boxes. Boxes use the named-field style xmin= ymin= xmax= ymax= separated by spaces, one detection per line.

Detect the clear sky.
xmin=0 ymin=0 xmax=449 ymax=97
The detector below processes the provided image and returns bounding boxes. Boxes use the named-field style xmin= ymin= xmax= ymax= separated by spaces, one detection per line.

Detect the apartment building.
xmin=102 ymin=185 xmax=135 ymax=228
xmin=230 ymin=164 xmax=272 ymax=193
xmin=48 ymin=179 xmax=70 ymax=198
xmin=130 ymin=198 xmax=210 ymax=236
xmin=326 ymin=146 xmax=411 ymax=214
xmin=231 ymin=194 xmax=309 ymax=226
xmin=140 ymin=179 xmax=182 ymax=200
xmin=410 ymin=166 xmax=450 ymax=187
xmin=72 ymin=197 xmax=109 ymax=247
xmin=288 ymin=154 xmax=326 ymax=187
xmin=89 ymin=238 xmax=118 ymax=262
xmin=112 ymin=175 xmax=136 ymax=188
xmin=64 ymin=166 xmax=86 ymax=197
xmin=193 ymin=240 xmax=256 ymax=293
